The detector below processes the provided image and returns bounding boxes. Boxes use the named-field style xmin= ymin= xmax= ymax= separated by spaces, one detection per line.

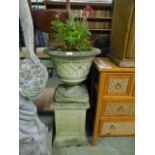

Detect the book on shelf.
xmin=32 ymin=5 xmax=46 ymax=9
xmin=72 ymin=9 xmax=111 ymax=18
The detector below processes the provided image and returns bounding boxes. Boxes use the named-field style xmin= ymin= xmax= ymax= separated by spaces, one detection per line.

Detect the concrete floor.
xmin=52 ymin=136 xmax=134 ymax=155
xmin=39 ymin=70 xmax=135 ymax=155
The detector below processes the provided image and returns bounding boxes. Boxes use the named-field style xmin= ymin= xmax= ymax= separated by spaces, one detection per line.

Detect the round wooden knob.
xmin=115 ymin=83 xmax=122 ymax=89
xmin=117 ymin=105 xmax=124 ymax=112
xmin=109 ymin=125 xmax=115 ymax=130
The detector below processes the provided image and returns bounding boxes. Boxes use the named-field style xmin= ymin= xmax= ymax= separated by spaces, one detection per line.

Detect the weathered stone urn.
xmin=44 ymin=47 xmax=101 ymax=84
xmin=44 ymin=47 xmax=100 ymax=146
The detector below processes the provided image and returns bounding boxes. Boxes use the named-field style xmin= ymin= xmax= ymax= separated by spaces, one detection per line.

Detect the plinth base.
xmin=53 ymin=84 xmax=90 ymax=147
xmin=53 ymin=101 xmax=89 ymax=147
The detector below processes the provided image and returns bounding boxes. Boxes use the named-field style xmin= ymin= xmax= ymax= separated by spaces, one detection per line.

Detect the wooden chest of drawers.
xmin=90 ymin=57 xmax=135 ymax=145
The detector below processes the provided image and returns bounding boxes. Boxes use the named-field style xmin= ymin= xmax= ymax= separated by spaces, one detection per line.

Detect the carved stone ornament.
xmin=19 ymin=0 xmax=52 ymax=154
xmin=54 ymin=84 xmax=89 ymax=103
xmin=19 ymin=58 xmax=48 ymax=100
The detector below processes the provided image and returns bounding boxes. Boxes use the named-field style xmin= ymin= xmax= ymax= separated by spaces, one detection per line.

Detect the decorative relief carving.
xmin=100 ymin=122 xmax=135 ymax=135
xmin=53 ymin=57 xmax=93 ymax=83
xmin=108 ymin=78 xmax=129 ymax=94
xmin=104 ymin=101 xmax=135 ymax=115
xmin=54 ymin=84 xmax=89 ymax=103
xmin=19 ymin=58 xmax=48 ymax=100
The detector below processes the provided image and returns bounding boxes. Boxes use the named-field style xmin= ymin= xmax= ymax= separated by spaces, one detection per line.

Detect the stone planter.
xmin=44 ymin=47 xmax=101 ymax=84
xmin=44 ymin=47 xmax=100 ymax=146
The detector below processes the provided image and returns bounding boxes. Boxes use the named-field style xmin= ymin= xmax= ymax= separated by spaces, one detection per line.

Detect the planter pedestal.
xmin=44 ymin=47 xmax=101 ymax=147
xmin=53 ymin=84 xmax=89 ymax=146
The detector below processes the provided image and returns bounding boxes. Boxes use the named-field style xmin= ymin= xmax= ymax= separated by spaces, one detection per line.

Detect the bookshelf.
xmin=43 ymin=0 xmax=113 ymax=54
xmin=44 ymin=1 xmax=112 ymax=7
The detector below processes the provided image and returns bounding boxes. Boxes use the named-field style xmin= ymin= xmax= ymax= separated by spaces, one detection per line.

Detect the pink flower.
xmin=84 ymin=5 xmax=93 ymax=11
xmin=82 ymin=5 xmax=94 ymax=17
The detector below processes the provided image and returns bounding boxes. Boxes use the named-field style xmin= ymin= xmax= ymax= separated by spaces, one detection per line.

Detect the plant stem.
xmin=66 ymin=0 xmax=71 ymax=18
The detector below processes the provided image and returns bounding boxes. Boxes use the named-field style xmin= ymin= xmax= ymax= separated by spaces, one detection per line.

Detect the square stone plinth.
xmin=53 ymin=101 xmax=89 ymax=147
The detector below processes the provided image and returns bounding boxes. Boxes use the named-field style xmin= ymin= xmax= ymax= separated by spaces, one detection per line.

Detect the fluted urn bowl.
xmin=44 ymin=47 xmax=101 ymax=85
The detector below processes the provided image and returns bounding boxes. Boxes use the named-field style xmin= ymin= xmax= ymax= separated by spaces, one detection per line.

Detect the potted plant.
xmin=44 ymin=4 xmax=100 ymax=85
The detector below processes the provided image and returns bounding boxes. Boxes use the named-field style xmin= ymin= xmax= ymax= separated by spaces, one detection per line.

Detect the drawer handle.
xmin=117 ymin=105 xmax=124 ymax=112
xmin=115 ymin=83 xmax=122 ymax=89
xmin=109 ymin=125 xmax=116 ymax=130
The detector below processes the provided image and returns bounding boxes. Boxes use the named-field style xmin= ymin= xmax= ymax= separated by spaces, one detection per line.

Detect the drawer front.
xmin=104 ymin=73 xmax=134 ymax=96
xmin=99 ymin=121 xmax=135 ymax=136
xmin=102 ymin=100 xmax=135 ymax=116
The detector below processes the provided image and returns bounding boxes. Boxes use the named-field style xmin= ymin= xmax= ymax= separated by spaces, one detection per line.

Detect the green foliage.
xmin=51 ymin=17 xmax=91 ymax=51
